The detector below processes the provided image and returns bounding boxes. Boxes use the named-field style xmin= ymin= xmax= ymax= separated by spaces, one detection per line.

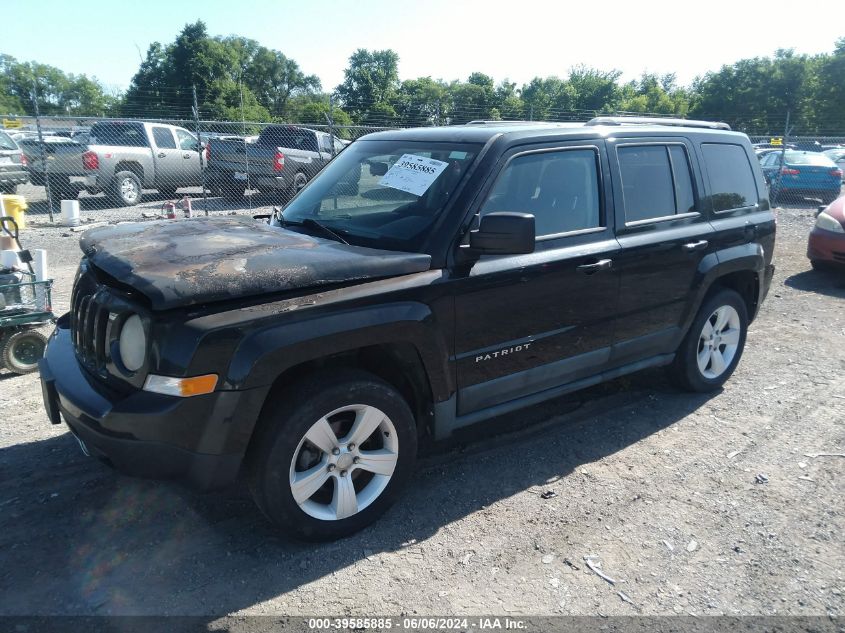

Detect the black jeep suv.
xmin=40 ymin=117 xmax=776 ymax=540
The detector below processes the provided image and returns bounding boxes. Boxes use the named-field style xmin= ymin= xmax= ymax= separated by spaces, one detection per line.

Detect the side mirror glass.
xmin=469 ymin=212 xmax=535 ymax=255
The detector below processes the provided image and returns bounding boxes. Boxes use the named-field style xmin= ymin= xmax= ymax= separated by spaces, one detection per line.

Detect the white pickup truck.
xmin=82 ymin=121 xmax=207 ymax=206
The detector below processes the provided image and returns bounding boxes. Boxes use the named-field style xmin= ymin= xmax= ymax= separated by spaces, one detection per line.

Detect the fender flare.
xmin=225 ymin=301 xmax=454 ymax=401
xmin=683 ymin=242 xmax=766 ymax=331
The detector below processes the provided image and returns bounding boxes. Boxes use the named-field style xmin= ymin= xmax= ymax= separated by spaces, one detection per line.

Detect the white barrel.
xmin=61 ymin=199 xmax=81 ymax=226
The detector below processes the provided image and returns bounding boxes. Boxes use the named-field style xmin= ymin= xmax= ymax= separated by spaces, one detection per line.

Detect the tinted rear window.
xmin=617 ymin=144 xmax=697 ymax=222
xmin=90 ymin=123 xmax=149 ymax=147
xmin=260 ymin=127 xmax=318 ymax=152
xmin=701 ymin=143 xmax=759 ymax=212
xmin=152 ymin=127 xmax=176 ymax=149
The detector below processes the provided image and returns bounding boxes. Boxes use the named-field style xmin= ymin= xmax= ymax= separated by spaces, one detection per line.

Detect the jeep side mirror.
xmin=369 ymin=161 xmax=389 ymax=176
xmin=469 ymin=212 xmax=535 ymax=255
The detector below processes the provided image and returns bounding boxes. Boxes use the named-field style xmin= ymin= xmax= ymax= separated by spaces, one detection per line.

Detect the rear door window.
xmin=701 ymin=143 xmax=759 ymax=211
xmin=152 ymin=127 xmax=177 ymax=149
xmin=617 ymin=144 xmax=696 ymax=222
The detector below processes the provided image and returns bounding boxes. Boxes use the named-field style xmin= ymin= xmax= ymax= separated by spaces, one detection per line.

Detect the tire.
xmin=247 ymin=369 xmax=418 ymax=541
xmin=821 ymin=192 xmax=840 ymax=206
xmin=2 ymin=329 xmax=48 ymax=374
xmin=669 ymin=288 xmax=748 ymax=393
xmin=110 ymin=171 xmax=142 ymax=207
xmin=0 ymin=183 xmax=17 ymax=195
xmin=283 ymin=172 xmax=308 ymax=203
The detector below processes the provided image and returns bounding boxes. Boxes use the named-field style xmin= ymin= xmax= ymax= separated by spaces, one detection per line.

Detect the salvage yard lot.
xmin=0 ymin=187 xmax=843 ymax=617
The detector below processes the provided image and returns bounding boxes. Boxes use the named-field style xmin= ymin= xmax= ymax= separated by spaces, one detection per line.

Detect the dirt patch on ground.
xmin=0 ymin=200 xmax=842 ymax=617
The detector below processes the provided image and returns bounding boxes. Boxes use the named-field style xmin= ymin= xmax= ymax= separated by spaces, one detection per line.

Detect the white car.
xmin=824 ymin=148 xmax=845 ymax=181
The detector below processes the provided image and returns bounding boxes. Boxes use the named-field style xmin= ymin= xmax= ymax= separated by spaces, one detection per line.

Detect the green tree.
xmin=394 ymin=77 xmax=448 ymax=126
xmin=567 ymin=66 xmax=622 ymax=112
xmin=0 ymin=53 xmax=115 ymax=116
xmin=619 ymin=73 xmax=689 ymax=115
xmin=237 ymin=40 xmax=321 ymax=118
xmin=808 ymin=38 xmax=845 ymax=133
xmin=335 ymin=49 xmax=400 ymax=122
xmin=688 ymin=49 xmax=817 ymax=133
xmin=123 ymin=21 xmax=318 ymax=122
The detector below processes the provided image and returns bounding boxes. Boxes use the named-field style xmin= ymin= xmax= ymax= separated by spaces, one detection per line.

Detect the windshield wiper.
xmin=282 ymin=216 xmax=349 ymax=245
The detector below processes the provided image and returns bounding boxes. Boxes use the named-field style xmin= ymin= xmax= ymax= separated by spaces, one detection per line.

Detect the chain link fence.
xmin=2 ymin=110 xmax=843 ymax=224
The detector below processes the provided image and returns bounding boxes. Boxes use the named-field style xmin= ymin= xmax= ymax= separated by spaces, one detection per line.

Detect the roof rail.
xmin=465 ymin=120 xmax=559 ymax=126
xmin=586 ymin=116 xmax=731 ymax=131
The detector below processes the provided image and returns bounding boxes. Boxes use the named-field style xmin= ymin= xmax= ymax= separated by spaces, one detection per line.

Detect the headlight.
xmin=118 ymin=314 xmax=146 ymax=372
xmin=815 ymin=212 xmax=845 ymax=234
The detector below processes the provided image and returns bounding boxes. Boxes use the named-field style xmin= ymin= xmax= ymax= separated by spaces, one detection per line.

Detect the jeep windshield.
xmin=282 ymin=139 xmax=481 ymax=251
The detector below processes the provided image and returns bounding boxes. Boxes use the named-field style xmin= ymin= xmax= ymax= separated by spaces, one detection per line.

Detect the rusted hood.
xmin=79 ymin=217 xmax=432 ymax=310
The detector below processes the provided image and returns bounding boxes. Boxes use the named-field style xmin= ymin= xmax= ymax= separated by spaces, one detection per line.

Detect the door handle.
xmin=183 ymin=153 xmax=192 ymax=159
xmin=576 ymin=259 xmax=613 ymax=274
xmin=157 ymin=152 xmax=166 ymax=158
xmin=682 ymin=240 xmax=709 ymax=252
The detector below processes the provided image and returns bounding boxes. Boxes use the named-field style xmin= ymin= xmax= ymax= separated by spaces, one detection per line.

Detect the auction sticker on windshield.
xmin=379 ymin=154 xmax=449 ymax=197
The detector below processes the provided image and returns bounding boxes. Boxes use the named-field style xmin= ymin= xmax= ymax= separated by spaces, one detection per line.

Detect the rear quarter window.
xmin=701 ymin=143 xmax=759 ymax=212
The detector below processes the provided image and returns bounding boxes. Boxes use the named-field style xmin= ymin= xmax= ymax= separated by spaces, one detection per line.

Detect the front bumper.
xmin=807 ymin=228 xmax=845 ymax=265
xmin=39 ymin=318 xmax=269 ymax=490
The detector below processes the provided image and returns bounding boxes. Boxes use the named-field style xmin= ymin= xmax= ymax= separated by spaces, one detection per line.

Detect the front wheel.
xmin=248 ymin=369 xmax=417 ymax=541
xmin=669 ymin=288 xmax=748 ymax=392
xmin=2 ymin=329 xmax=48 ymax=374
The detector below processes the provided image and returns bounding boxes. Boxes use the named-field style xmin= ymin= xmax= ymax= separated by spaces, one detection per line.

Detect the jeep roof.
xmin=360 ymin=117 xmax=735 ymax=145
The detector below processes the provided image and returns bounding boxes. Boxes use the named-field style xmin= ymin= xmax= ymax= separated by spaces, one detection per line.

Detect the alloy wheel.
xmin=289 ymin=404 xmax=399 ymax=521
xmin=697 ymin=305 xmax=741 ymax=379
xmin=120 ymin=178 xmax=139 ymax=203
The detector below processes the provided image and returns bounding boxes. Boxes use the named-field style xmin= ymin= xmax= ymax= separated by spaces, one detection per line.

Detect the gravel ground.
xmin=0 ymin=185 xmax=843 ymax=619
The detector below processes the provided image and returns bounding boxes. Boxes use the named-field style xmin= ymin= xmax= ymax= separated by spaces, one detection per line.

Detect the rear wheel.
xmin=2 ymin=329 xmax=48 ymax=374
xmin=282 ymin=172 xmax=308 ymax=203
xmin=0 ymin=183 xmax=17 ymax=195
xmin=669 ymin=288 xmax=748 ymax=392
xmin=248 ymin=369 xmax=417 ymax=541
xmin=111 ymin=171 xmax=142 ymax=207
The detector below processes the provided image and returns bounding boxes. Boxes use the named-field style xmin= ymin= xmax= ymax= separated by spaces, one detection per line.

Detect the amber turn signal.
xmin=143 ymin=373 xmax=218 ymax=397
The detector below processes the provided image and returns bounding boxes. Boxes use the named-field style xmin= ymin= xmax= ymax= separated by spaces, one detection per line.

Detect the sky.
xmin=3 ymin=0 xmax=844 ymax=93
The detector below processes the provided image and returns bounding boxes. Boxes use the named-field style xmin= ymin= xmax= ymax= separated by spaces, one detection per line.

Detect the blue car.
xmin=760 ymin=150 xmax=843 ymax=204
